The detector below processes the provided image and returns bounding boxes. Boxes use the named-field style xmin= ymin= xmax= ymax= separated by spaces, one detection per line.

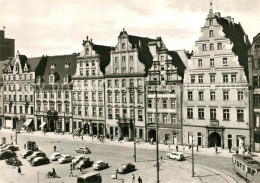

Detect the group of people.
xmin=132 ymin=174 xmax=143 ymax=183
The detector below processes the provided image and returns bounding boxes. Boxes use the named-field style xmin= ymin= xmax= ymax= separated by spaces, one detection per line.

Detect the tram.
xmin=232 ymin=154 xmax=260 ymax=182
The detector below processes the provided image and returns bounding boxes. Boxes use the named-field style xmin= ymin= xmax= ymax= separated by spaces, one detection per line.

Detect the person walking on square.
xmin=168 ymin=143 xmax=170 ymax=150
xmin=132 ymin=174 xmax=135 ymax=183
xmin=228 ymin=144 xmax=231 ymax=153
xmin=138 ymin=176 xmax=142 ymax=183
xmin=69 ymin=167 xmax=73 ymax=177
xmin=196 ymin=145 xmax=199 ymax=152
xmin=80 ymin=166 xmax=83 ymax=174
xmin=176 ymin=145 xmax=178 ymax=152
xmin=54 ymin=145 xmax=56 ymax=152
xmin=11 ymin=135 xmax=13 ymax=141
xmin=24 ymin=143 xmax=26 ymax=150
xmin=160 ymin=155 xmax=163 ymax=162
xmin=17 ymin=166 xmax=21 ymax=174
xmin=81 ymin=135 xmax=83 ymax=140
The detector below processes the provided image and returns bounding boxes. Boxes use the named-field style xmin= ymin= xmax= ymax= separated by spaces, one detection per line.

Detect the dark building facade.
xmin=0 ymin=28 xmax=15 ymax=60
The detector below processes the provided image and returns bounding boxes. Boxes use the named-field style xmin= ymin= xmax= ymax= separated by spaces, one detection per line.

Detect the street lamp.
xmin=191 ymin=133 xmax=195 ymax=177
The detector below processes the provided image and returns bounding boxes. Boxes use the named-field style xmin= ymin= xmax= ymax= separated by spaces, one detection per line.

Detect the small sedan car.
xmin=58 ymin=155 xmax=74 ymax=164
xmin=27 ymin=151 xmax=46 ymax=162
xmin=21 ymin=150 xmax=33 ymax=159
xmin=5 ymin=157 xmax=22 ymax=166
xmin=118 ymin=163 xmax=135 ymax=174
xmin=75 ymin=147 xmax=91 ymax=154
xmin=166 ymin=152 xmax=185 ymax=161
xmin=31 ymin=157 xmax=50 ymax=166
xmin=92 ymin=160 xmax=108 ymax=170
xmin=76 ymin=158 xmax=93 ymax=169
xmin=50 ymin=152 xmax=62 ymax=161
xmin=0 ymin=150 xmax=16 ymax=160
xmin=72 ymin=154 xmax=85 ymax=164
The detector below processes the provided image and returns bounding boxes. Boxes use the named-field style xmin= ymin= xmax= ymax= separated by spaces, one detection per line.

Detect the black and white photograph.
xmin=0 ymin=0 xmax=259 ymax=182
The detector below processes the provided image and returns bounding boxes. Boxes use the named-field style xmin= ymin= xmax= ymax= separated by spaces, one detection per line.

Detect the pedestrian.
xmin=196 ymin=145 xmax=199 ymax=152
xmin=73 ymin=134 xmax=74 ymax=139
xmin=228 ymin=145 xmax=231 ymax=153
xmin=54 ymin=145 xmax=56 ymax=152
xmin=81 ymin=135 xmax=83 ymax=140
xmin=138 ymin=176 xmax=142 ymax=183
xmin=248 ymin=146 xmax=251 ymax=156
xmin=69 ymin=168 xmax=73 ymax=177
xmin=215 ymin=147 xmax=218 ymax=155
xmin=24 ymin=143 xmax=26 ymax=150
xmin=183 ymin=145 xmax=185 ymax=151
xmin=151 ymin=138 xmax=153 ymax=145
xmin=168 ymin=143 xmax=170 ymax=150
xmin=72 ymin=162 xmax=75 ymax=169
xmin=17 ymin=166 xmax=21 ymax=174
xmin=11 ymin=135 xmax=13 ymax=141
xmin=176 ymin=145 xmax=178 ymax=152
xmin=52 ymin=168 xmax=56 ymax=177
xmin=160 ymin=155 xmax=163 ymax=162
xmin=132 ymin=174 xmax=135 ymax=183
xmin=80 ymin=166 xmax=83 ymax=174
xmin=92 ymin=135 xmax=94 ymax=142
xmin=70 ymin=163 xmax=73 ymax=170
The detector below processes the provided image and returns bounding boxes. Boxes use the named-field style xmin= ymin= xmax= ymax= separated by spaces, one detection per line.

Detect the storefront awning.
xmin=23 ymin=119 xmax=33 ymax=127
xmin=39 ymin=122 xmax=47 ymax=128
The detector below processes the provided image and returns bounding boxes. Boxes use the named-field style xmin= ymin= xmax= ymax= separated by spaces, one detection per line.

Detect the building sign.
xmin=210 ymin=121 xmax=219 ymax=127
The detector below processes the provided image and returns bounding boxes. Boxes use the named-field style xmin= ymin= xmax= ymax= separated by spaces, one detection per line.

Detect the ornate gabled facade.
xmin=72 ymin=37 xmax=112 ymax=136
xmin=146 ymin=37 xmax=187 ymax=144
xmin=35 ymin=54 xmax=77 ymax=133
xmin=105 ymin=30 xmax=154 ymax=140
xmin=183 ymin=7 xmax=250 ymax=149
xmin=2 ymin=51 xmax=46 ymax=130
xmin=248 ymin=33 xmax=260 ymax=152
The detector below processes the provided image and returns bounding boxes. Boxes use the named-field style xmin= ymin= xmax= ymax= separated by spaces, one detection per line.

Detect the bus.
xmin=232 ymin=154 xmax=260 ymax=182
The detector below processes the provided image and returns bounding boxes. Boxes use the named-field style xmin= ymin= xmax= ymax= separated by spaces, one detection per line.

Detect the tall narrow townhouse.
xmin=35 ymin=54 xmax=77 ymax=133
xmin=146 ymin=37 xmax=187 ymax=144
xmin=2 ymin=51 xmax=46 ymax=130
xmin=248 ymin=33 xmax=260 ymax=152
xmin=183 ymin=7 xmax=250 ymax=149
xmin=105 ymin=29 xmax=154 ymax=140
xmin=72 ymin=37 xmax=112 ymax=136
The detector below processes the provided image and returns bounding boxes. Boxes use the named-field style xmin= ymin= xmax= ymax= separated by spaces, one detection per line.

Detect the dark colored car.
xmin=0 ymin=150 xmax=16 ymax=160
xmin=5 ymin=157 xmax=22 ymax=166
xmin=118 ymin=163 xmax=135 ymax=174
xmin=30 ymin=157 xmax=50 ymax=166
xmin=21 ymin=150 xmax=33 ymax=159
xmin=76 ymin=158 xmax=93 ymax=169
xmin=6 ymin=145 xmax=19 ymax=151
xmin=27 ymin=151 xmax=46 ymax=162
xmin=75 ymin=147 xmax=91 ymax=154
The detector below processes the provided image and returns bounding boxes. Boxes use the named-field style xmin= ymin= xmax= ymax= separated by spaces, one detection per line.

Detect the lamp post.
xmin=192 ymin=133 xmax=194 ymax=177
xmin=15 ymin=87 xmax=17 ymax=145
xmin=127 ymin=86 xmax=137 ymax=162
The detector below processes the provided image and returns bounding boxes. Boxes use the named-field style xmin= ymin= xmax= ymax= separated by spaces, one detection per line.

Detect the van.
xmin=77 ymin=172 xmax=102 ymax=183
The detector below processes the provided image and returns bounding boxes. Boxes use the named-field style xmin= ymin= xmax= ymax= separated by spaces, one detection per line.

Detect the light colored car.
xmin=31 ymin=157 xmax=50 ymax=166
xmin=50 ymin=152 xmax=62 ymax=161
xmin=166 ymin=152 xmax=185 ymax=161
xmin=92 ymin=160 xmax=108 ymax=170
xmin=58 ymin=154 xmax=74 ymax=164
xmin=75 ymin=147 xmax=91 ymax=154
xmin=27 ymin=151 xmax=46 ymax=162
xmin=72 ymin=154 xmax=85 ymax=164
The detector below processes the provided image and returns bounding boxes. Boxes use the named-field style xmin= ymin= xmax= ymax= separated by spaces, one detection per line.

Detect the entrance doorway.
xmin=208 ymin=132 xmax=221 ymax=147
xmin=197 ymin=132 xmax=202 ymax=146
xmin=228 ymin=134 xmax=232 ymax=148
xmin=49 ymin=120 xmax=55 ymax=132
xmin=148 ymin=129 xmax=156 ymax=142
xmin=65 ymin=121 xmax=70 ymax=132
xmin=121 ymin=126 xmax=129 ymax=138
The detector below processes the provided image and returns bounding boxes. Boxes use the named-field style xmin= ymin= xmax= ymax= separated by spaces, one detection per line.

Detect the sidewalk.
xmin=1 ymin=128 xmax=259 ymax=159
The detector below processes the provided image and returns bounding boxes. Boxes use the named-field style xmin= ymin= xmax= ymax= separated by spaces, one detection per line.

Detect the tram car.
xmin=232 ymin=154 xmax=260 ymax=182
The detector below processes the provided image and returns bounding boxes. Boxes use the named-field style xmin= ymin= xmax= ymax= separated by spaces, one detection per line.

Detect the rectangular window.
xmin=130 ymin=110 xmax=134 ymax=119
xmin=137 ymin=94 xmax=142 ymax=103
xmin=85 ymin=107 xmax=88 ymax=116
xmin=209 ymin=30 xmax=214 ymax=37
xmin=130 ymin=93 xmax=134 ymax=103
xmin=199 ymin=91 xmax=204 ymax=100
xmin=198 ymin=75 xmax=203 ymax=83
xmin=231 ymin=74 xmax=236 ymax=82
xmin=148 ymin=114 xmax=153 ymax=122
xmin=209 ymin=19 xmax=213 ymax=25
xmin=122 ymin=79 xmax=126 ymax=87
xmin=210 ymin=75 xmax=215 ymax=83
xmin=130 ymin=56 xmax=133 ymax=61
xmin=237 ymin=109 xmax=244 ymax=122
xmin=210 ymin=91 xmax=216 ymax=101
xmin=108 ymin=109 xmax=112 ymax=119
xmin=210 ymin=58 xmax=214 ymax=66
xmin=210 ymin=109 xmax=216 ymax=120
xmin=202 ymin=44 xmax=207 ymax=51
xmin=115 ymin=80 xmax=119 ymax=88
xmin=171 ymin=99 xmax=176 ymax=108
xmin=122 ymin=43 xmax=125 ymax=49
xmin=122 ymin=56 xmax=126 ymax=61
xmin=187 ymin=108 xmax=193 ymax=119
xmin=191 ymin=75 xmax=195 ymax=83
xmin=92 ymin=92 xmax=96 ymax=101
xmin=217 ymin=43 xmax=222 ymax=50
xmin=78 ymin=107 xmax=82 ymax=115
xmin=148 ymin=99 xmax=152 ymax=108
xmin=223 ymin=74 xmax=228 ymax=83
xmin=210 ymin=43 xmax=214 ymax=50
xmin=107 ymin=80 xmax=111 ymax=88
xmin=254 ymin=95 xmax=260 ymax=107
xmin=98 ymin=93 xmax=103 ymax=101
xmin=162 ymin=99 xmax=167 ymax=108
xmin=99 ymin=108 xmax=103 ymax=117
xmin=122 ymin=109 xmax=127 ymax=118
xmin=115 ymin=109 xmax=120 ymax=118
xmin=130 ymin=67 xmax=134 ymax=73
xmin=92 ymin=107 xmax=96 ymax=116
xmin=198 ymin=59 xmax=202 ymax=67
xmin=198 ymin=108 xmax=204 ymax=119
xmin=84 ymin=92 xmax=88 ymax=100
xmin=223 ymin=91 xmax=229 ymax=101
xmin=130 ymin=79 xmax=134 ymax=87
xmin=171 ymin=114 xmax=176 ymax=123
xmin=138 ymin=110 xmax=143 ymax=121
xmin=163 ymin=114 xmax=168 ymax=123
xmin=238 ymin=91 xmax=244 ymax=101
xmin=122 ymin=93 xmax=127 ymax=103
xmin=223 ymin=58 xmax=227 ymax=65
xmin=188 ymin=91 xmax=193 ymax=100
xmin=223 ymin=109 xmax=230 ymax=120
xmin=115 ymin=93 xmax=119 ymax=103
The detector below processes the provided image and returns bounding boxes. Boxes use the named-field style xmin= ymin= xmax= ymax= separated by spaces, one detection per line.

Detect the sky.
xmin=0 ymin=0 xmax=259 ymax=57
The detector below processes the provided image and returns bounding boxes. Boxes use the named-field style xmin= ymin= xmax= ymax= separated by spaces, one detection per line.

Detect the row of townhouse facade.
xmin=1 ymin=8 xmax=259 ymax=151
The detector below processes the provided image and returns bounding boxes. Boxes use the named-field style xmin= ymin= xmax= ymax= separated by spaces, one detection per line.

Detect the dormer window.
xmin=15 ymin=64 xmax=19 ymax=72
xmin=50 ymin=75 xmax=54 ymax=83
xmin=65 ymin=62 xmax=70 ymax=68
xmin=37 ymin=77 xmax=41 ymax=83
xmin=64 ymin=76 xmax=68 ymax=83
xmin=86 ymin=48 xmax=89 ymax=55
xmin=122 ymin=43 xmax=126 ymax=49
xmin=51 ymin=63 xmax=56 ymax=69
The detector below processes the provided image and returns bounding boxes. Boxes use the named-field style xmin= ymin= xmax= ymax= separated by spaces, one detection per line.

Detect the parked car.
xmin=5 ymin=157 xmax=22 ymax=166
xmin=76 ymin=158 xmax=93 ymax=169
xmin=1 ymin=145 xmax=19 ymax=152
xmin=50 ymin=152 xmax=62 ymax=161
xmin=166 ymin=152 xmax=185 ymax=161
xmin=77 ymin=172 xmax=102 ymax=183
xmin=21 ymin=150 xmax=33 ymax=159
xmin=27 ymin=151 xmax=46 ymax=162
xmin=0 ymin=150 xmax=16 ymax=160
xmin=31 ymin=157 xmax=50 ymax=166
xmin=75 ymin=147 xmax=91 ymax=154
xmin=72 ymin=154 xmax=85 ymax=164
xmin=118 ymin=163 xmax=135 ymax=174
xmin=0 ymin=144 xmax=11 ymax=149
xmin=58 ymin=155 xmax=74 ymax=164
xmin=92 ymin=160 xmax=108 ymax=170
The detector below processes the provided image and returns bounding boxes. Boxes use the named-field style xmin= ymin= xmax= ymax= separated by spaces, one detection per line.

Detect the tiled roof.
xmin=40 ymin=54 xmax=77 ymax=86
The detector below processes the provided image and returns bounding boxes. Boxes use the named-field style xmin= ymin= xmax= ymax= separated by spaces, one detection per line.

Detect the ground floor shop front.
xmin=183 ymin=125 xmax=250 ymax=149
